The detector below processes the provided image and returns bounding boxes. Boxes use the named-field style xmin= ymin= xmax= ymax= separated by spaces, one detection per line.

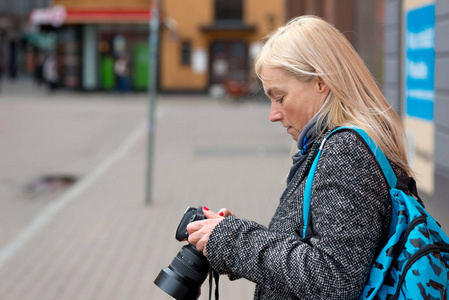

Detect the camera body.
xmin=175 ymin=206 xmax=206 ymax=242
xmin=154 ymin=207 xmax=210 ymax=300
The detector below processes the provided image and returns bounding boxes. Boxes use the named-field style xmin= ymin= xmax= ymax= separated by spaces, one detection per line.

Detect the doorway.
xmin=209 ymin=41 xmax=248 ymax=85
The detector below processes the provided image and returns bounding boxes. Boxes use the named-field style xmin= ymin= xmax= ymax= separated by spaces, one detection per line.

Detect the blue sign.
xmin=405 ymin=4 xmax=435 ymax=121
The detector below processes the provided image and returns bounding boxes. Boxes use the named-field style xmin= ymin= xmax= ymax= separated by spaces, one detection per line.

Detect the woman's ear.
xmin=316 ymin=77 xmax=329 ymax=94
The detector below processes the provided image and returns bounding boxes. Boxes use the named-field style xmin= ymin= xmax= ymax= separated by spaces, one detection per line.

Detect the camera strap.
xmin=208 ymin=267 xmax=219 ymax=300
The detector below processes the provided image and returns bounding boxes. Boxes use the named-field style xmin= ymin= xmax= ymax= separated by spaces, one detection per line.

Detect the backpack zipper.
xmin=391 ymin=244 xmax=441 ymax=300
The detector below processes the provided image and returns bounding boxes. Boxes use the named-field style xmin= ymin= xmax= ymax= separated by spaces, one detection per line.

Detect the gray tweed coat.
xmin=206 ymin=129 xmax=402 ymax=299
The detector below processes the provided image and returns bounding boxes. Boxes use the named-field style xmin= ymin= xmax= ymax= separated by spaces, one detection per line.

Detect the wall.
xmin=355 ymin=0 xmax=384 ymax=83
xmin=0 ymin=0 xmax=48 ymax=15
xmin=383 ymin=0 xmax=402 ymax=113
xmin=0 ymin=0 xmax=49 ymax=79
xmin=402 ymin=0 xmax=435 ymax=205
xmin=433 ymin=0 xmax=449 ymax=228
xmin=159 ymin=0 xmax=284 ymax=91
xmin=384 ymin=0 xmax=448 ymax=231
xmin=284 ymin=0 xmax=355 ymax=45
xmin=246 ymin=0 xmax=284 ymax=40
xmin=159 ymin=0 xmax=212 ymax=91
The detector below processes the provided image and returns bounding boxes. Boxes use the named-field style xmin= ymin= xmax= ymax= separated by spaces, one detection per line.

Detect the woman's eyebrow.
xmin=266 ymin=88 xmax=284 ymax=98
xmin=266 ymin=88 xmax=274 ymax=98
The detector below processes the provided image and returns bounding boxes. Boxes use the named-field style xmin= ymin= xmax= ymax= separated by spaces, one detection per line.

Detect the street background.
xmin=1 ymin=0 xmax=448 ymax=299
xmin=0 ymin=79 xmax=293 ymax=299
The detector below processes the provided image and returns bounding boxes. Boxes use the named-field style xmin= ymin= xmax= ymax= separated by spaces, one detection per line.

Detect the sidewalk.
xmin=0 ymin=82 xmax=292 ymax=299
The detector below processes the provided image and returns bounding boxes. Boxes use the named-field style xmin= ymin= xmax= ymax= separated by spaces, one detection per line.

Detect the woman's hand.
xmin=187 ymin=207 xmax=235 ymax=256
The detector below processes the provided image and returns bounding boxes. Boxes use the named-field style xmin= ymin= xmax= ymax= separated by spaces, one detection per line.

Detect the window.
xmin=215 ymin=0 xmax=243 ymax=22
xmin=181 ymin=41 xmax=191 ymax=66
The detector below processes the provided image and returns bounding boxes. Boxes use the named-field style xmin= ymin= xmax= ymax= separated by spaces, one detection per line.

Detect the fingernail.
xmin=203 ymin=206 xmax=209 ymax=211
xmin=218 ymin=212 xmax=224 ymax=216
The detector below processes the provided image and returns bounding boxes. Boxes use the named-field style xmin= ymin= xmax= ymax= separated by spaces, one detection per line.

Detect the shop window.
xmin=215 ymin=0 xmax=243 ymax=22
xmin=181 ymin=41 xmax=191 ymax=66
xmin=97 ymin=24 xmax=150 ymax=91
xmin=57 ymin=26 xmax=82 ymax=89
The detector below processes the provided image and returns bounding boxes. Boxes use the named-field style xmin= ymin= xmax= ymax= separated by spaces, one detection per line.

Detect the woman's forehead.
xmin=260 ymin=66 xmax=288 ymax=82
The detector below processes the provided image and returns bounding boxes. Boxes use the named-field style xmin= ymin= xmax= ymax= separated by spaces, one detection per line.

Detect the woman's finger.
xmin=203 ymin=207 xmax=223 ymax=219
xmin=186 ymin=219 xmax=202 ymax=236
xmin=217 ymin=208 xmax=236 ymax=217
xmin=186 ymin=218 xmax=223 ymax=256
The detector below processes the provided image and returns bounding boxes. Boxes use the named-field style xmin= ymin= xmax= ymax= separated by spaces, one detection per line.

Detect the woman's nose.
xmin=269 ymin=104 xmax=283 ymax=122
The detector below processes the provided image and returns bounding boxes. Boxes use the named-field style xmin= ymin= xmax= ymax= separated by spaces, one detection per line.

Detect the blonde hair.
xmin=255 ymin=15 xmax=412 ymax=176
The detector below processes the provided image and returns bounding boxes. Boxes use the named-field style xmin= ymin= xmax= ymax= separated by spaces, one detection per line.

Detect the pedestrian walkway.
xmin=0 ymin=84 xmax=293 ymax=299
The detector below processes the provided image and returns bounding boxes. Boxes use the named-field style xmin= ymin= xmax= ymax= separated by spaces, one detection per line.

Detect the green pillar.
xmin=82 ymin=25 xmax=97 ymax=90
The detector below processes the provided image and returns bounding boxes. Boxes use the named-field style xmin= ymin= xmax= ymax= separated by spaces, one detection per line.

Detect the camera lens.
xmin=154 ymin=244 xmax=209 ymax=300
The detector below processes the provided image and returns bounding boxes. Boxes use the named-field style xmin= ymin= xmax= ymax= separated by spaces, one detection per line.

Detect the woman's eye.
xmin=275 ymin=97 xmax=284 ymax=103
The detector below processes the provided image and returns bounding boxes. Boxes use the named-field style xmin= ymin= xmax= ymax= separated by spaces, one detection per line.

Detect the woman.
xmin=187 ymin=16 xmax=412 ymax=299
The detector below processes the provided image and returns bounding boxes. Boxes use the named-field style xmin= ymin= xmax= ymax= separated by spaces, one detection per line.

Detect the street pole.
xmin=145 ymin=0 xmax=160 ymax=204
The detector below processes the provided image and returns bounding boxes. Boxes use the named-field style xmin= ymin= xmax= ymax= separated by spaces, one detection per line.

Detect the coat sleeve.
xmin=205 ymin=131 xmax=392 ymax=299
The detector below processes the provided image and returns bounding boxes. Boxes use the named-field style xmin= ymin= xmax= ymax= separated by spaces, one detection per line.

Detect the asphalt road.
xmin=0 ymin=79 xmax=292 ymax=299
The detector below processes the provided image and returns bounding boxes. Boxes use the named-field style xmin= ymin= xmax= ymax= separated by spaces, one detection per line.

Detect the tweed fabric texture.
xmin=206 ymin=130 xmax=404 ymax=299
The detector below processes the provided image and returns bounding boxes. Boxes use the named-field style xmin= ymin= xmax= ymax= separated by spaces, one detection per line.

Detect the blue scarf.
xmin=286 ymin=116 xmax=323 ymax=184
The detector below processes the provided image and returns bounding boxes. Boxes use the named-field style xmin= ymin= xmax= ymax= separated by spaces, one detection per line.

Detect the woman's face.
xmin=261 ymin=67 xmax=329 ymax=141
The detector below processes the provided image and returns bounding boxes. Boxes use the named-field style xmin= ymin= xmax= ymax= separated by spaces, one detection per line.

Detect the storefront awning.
xmin=29 ymin=5 xmax=153 ymax=26
xmin=23 ymin=32 xmax=56 ymax=50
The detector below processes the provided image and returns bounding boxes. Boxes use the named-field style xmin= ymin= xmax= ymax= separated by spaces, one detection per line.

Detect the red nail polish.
xmin=219 ymin=212 xmax=224 ymax=216
xmin=203 ymin=206 xmax=209 ymax=211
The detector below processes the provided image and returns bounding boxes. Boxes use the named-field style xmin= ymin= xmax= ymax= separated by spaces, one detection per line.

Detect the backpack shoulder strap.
xmin=301 ymin=126 xmax=398 ymax=238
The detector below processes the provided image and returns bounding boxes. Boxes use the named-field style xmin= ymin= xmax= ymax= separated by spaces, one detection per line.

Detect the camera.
xmin=154 ymin=207 xmax=210 ymax=300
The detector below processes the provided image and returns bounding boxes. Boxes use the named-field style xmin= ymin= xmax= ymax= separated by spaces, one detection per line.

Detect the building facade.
xmin=0 ymin=0 xmax=48 ymax=80
xmin=28 ymin=0 xmax=285 ymax=93
xmin=29 ymin=0 xmax=153 ymax=91
xmin=383 ymin=0 xmax=449 ymax=231
xmin=28 ymin=0 xmax=384 ymax=94
xmin=161 ymin=0 xmax=384 ymax=93
xmin=285 ymin=0 xmax=385 ymax=83
xmin=433 ymin=0 xmax=449 ymax=225
xmin=159 ymin=0 xmax=283 ymax=92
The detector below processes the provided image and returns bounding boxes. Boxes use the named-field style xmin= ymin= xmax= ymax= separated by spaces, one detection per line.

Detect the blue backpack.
xmin=302 ymin=126 xmax=449 ymax=299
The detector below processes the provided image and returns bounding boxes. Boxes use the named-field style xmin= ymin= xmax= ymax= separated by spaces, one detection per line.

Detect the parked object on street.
xmin=43 ymin=55 xmax=58 ymax=90
xmin=114 ymin=54 xmax=131 ymax=92
xmin=26 ymin=175 xmax=77 ymax=193
xmin=222 ymin=79 xmax=248 ymax=98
